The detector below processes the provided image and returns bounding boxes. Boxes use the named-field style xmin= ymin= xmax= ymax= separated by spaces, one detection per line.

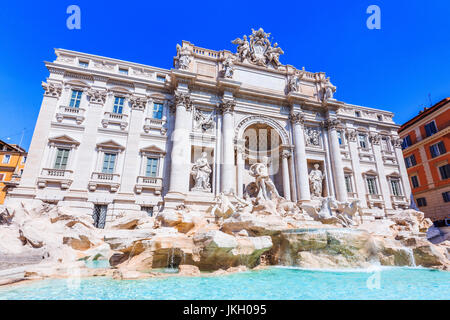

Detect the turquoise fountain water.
xmin=0 ymin=267 xmax=448 ymax=300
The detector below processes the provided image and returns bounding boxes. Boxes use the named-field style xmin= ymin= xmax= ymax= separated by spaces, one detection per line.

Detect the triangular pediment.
xmin=48 ymin=135 xmax=80 ymax=145
xmin=96 ymin=139 xmax=125 ymax=150
xmin=140 ymin=145 xmax=165 ymax=154
xmin=363 ymin=169 xmax=378 ymax=176
xmin=386 ymin=171 xmax=401 ymax=178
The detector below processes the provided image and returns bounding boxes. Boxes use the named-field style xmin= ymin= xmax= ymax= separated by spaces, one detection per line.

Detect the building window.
xmin=69 ymin=90 xmax=83 ymax=108
xmin=366 ymin=176 xmax=378 ymax=195
xmin=411 ymin=175 xmax=419 ymax=188
xmin=390 ymin=179 xmax=402 ymax=196
xmin=430 ymin=141 xmax=446 ymax=158
xmin=355 ymin=111 xmax=361 ymax=117
xmin=0 ymin=173 xmax=4 ymax=181
xmin=442 ymin=192 xmax=450 ymax=203
xmin=152 ymin=103 xmax=164 ymax=120
xmin=424 ymin=121 xmax=438 ymax=137
xmin=19 ymin=169 xmax=23 ymax=176
xmin=54 ymin=148 xmax=70 ymax=169
xmin=21 ymin=156 xmax=27 ymax=164
xmin=417 ymin=197 xmax=427 ymax=207
xmin=377 ymin=115 xmax=383 ymax=121
xmin=402 ymin=135 xmax=412 ymax=149
xmin=358 ymin=134 xmax=368 ymax=149
xmin=79 ymin=60 xmax=89 ymax=68
xmin=113 ymin=97 xmax=125 ymax=114
xmin=156 ymin=75 xmax=166 ymax=82
xmin=438 ymin=164 xmax=450 ymax=180
xmin=145 ymin=157 xmax=159 ymax=177
xmin=102 ymin=153 xmax=117 ymax=174
xmin=119 ymin=68 xmax=128 ymax=75
xmin=141 ymin=206 xmax=154 ymax=216
xmin=344 ymin=175 xmax=353 ymax=193
xmin=2 ymin=154 xmax=11 ymax=164
xmin=404 ymin=154 xmax=417 ymax=168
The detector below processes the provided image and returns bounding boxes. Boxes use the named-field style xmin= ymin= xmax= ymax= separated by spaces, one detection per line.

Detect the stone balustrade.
xmin=89 ymin=172 xmax=120 ymax=192
xmin=143 ymin=117 xmax=167 ymax=135
xmin=37 ymin=168 xmax=73 ymax=189
xmin=101 ymin=112 xmax=129 ymax=130
xmin=135 ymin=176 xmax=163 ymax=194
xmin=55 ymin=105 xmax=86 ymax=124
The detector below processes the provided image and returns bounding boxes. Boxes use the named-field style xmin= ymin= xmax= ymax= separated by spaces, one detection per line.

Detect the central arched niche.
xmin=242 ymin=123 xmax=284 ymax=197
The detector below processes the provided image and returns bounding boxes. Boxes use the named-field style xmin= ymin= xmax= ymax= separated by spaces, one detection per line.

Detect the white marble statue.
xmin=223 ymin=56 xmax=234 ymax=78
xmin=309 ymin=163 xmax=324 ymax=198
xmin=249 ymin=156 xmax=280 ymax=201
xmin=175 ymin=44 xmax=192 ymax=70
xmin=191 ymin=152 xmax=212 ymax=191
xmin=231 ymin=35 xmax=251 ymax=62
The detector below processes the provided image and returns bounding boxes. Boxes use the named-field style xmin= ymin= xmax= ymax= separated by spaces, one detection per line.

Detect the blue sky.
xmin=0 ymin=0 xmax=449 ymax=150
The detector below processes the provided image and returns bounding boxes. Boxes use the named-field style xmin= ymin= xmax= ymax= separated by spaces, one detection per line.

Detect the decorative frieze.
xmin=86 ymin=89 xmax=107 ymax=104
xmin=304 ymin=127 xmax=321 ymax=147
xmin=345 ymin=129 xmax=357 ymax=142
xmin=129 ymin=96 xmax=147 ymax=111
xmin=369 ymin=133 xmax=381 ymax=145
xmin=194 ymin=108 xmax=215 ymax=132
xmin=42 ymin=82 xmax=62 ymax=97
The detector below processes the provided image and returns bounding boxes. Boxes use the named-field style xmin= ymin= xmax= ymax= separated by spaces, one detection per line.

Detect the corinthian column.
xmin=220 ymin=99 xmax=236 ymax=194
xmin=168 ymin=92 xmax=192 ymax=195
xmin=291 ymin=112 xmax=310 ymax=201
xmin=324 ymin=118 xmax=347 ymax=202
xmin=281 ymin=150 xmax=292 ymax=201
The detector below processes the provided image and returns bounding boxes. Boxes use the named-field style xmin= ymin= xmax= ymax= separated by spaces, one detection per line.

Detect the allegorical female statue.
xmin=309 ymin=163 xmax=324 ymax=198
xmin=191 ymin=152 xmax=212 ymax=191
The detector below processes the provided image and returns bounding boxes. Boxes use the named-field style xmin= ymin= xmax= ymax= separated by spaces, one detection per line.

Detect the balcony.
xmin=37 ymin=168 xmax=73 ymax=189
xmin=366 ymin=193 xmax=384 ymax=209
xmin=88 ymin=172 xmax=120 ymax=192
xmin=391 ymin=195 xmax=409 ymax=209
xmin=101 ymin=112 xmax=128 ymax=130
xmin=55 ymin=106 xmax=86 ymax=124
xmin=143 ymin=117 xmax=167 ymax=135
xmin=135 ymin=176 xmax=163 ymax=195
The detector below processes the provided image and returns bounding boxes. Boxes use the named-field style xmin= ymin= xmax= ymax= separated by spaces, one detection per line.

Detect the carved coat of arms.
xmin=232 ymin=28 xmax=284 ymax=69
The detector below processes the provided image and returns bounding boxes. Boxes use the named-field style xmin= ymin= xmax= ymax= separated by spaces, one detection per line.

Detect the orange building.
xmin=0 ymin=140 xmax=27 ymax=204
xmin=398 ymin=98 xmax=450 ymax=221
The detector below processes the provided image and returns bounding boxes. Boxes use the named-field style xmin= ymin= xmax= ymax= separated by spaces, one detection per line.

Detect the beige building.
xmin=7 ymin=28 xmax=411 ymax=226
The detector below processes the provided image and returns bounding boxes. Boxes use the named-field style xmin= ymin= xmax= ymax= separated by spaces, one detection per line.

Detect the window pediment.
xmin=362 ymin=169 xmax=378 ymax=176
xmin=96 ymin=140 xmax=125 ymax=151
xmin=48 ymin=135 xmax=80 ymax=146
xmin=140 ymin=145 xmax=166 ymax=155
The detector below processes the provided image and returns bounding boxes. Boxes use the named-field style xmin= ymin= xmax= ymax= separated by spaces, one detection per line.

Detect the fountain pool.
xmin=0 ymin=267 xmax=449 ymax=300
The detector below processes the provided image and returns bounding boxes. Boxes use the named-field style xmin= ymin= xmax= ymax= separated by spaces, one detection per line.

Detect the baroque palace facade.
xmin=7 ymin=28 xmax=411 ymax=224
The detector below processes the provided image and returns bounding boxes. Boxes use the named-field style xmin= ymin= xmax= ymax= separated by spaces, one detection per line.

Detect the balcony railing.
xmin=55 ymin=106 xmax=86 ymax=124
xmin=102 ymin=112 xmax=129 ymax=130
xmin=143 ymin=117 xmax=167 ymax=135
xmin=135 ymin=176 xmax=163 ymax=194
xmin=89 ymin=172 xmax=120 ymax=192
xmin=38 ymin=168 xmax=73 ymax=189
